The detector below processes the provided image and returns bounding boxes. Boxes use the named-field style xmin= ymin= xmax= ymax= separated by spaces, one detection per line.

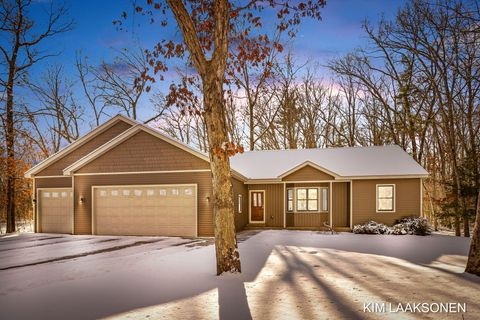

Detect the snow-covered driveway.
xmin=0 ymin=231 xmax=478 ymax=319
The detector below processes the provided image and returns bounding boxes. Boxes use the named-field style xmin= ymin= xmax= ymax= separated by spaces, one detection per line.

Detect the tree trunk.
xmin=5 ymin=71 xmax=16 ymax=234
xmin=203 ymin=70 xmax=241 ymax=275
xmin=455 ymin=216 xmax=461 ymax=236
xmin=464 ymin=216 xmax=470 ymax=238
xmin=465 ymin=190 xmax=480 ymax=275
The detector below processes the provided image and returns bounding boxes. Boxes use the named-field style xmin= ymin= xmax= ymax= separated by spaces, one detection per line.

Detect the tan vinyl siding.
xmin=282 ymin=165 xmax=334 ymax=181
xmin=34 ymin=177 xmax=72 ymax=189
xmin=74 ymin=172 xmax=214 ymax=236
xmin=76 ymin=131 xmax=210 ymax=174
xmin=352 ymin=178 xmax=421 ymax=226
xmin=248 ymin=184 xmax=284 ymax=227
xmin=37 ymin=121 xmax=132 ymax=176
xmin=232 ymin=177 xmax=248 ymax=231
xmin=332 ymin=182 xmax=349 ymax=227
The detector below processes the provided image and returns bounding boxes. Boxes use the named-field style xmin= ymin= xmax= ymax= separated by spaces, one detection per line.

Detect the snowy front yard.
xmin=0 ymin=231 xmax=478 ymax=319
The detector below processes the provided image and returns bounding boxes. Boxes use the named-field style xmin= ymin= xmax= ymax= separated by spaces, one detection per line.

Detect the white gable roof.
xmin=230 ymin=145 xmax=428 ymax=180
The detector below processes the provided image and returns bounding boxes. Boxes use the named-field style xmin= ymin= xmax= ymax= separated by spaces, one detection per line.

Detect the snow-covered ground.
xmin=0 ymin=230 xmax=478 ymax=319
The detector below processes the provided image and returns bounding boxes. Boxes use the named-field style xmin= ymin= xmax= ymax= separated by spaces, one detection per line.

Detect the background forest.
xmin=1 ymin=0 xmax=479 ymax=236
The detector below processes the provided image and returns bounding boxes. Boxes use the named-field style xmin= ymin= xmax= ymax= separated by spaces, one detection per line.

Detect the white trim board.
xmin=25 ymin=115 xmax=137 ymax=178
xmin=248 ymin=190 xmax=266 ymax=224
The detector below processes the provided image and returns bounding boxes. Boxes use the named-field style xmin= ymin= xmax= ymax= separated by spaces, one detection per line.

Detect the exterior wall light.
xmin=79 ymin=196 xmax=85 ymax=205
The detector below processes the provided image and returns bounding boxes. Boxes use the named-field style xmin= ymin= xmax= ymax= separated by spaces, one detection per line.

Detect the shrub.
xmin=353 ymin=221 xmax=390 ymax=234
xmin=353 ymin=216 xmax=431 ymax=236
xmin=394 ymin=216 xmax=432 ymax=236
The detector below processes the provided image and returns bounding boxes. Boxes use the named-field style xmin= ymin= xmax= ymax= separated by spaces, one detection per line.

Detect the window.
xmin=147 ymin=189 xmax=155 ymax=196
xmin=111 ymin=190 xmax=119 ymax=196
xmin=122 ymin=189 xmax=130 ymax=196
xmin=171 ymin=188 xmax=179 ymax=196
xmin=320 ymin=188 xmax=328 ymax=211
xmin=184 ymin=188 xmax=193 ymax=196
xmin=377 ymin=184 xmax=395 ymax=212
xmin=159 ymin=189 xmax=167 ymax=196
xmin=52 ymin=192 xmax=59 ymax=198
xmin=296 ymin=188 xmax=318 ymax=211
xmin=287 ymin=189 xmax=294 ymax=212
xmin=134 ymin=189 xmax=142 ymax=197
xmin=238 ymin=194 xmax=243 ymax=213
xmin=99 ymin=190 xmax=107 ymax=197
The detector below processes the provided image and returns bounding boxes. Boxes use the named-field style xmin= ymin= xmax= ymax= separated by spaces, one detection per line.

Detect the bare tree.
xmin=96 ymin=47 xmax=154 ymax=120
xmin=26 ymin=65 xmax=82 ymax=157
xmin=76 ymin=53 xmax=107 ymax=126
xmin=0 ymin=0 xmax=73 ymax=233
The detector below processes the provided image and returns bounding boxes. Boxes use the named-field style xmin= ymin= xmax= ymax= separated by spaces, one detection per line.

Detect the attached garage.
xmin=37 ymin=188 xmax=73 ymax=234
xmin=92 ymin=184 xmax=197 ymax=237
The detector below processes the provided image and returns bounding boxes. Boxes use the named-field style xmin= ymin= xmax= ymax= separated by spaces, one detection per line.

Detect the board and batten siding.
xmin=232 ymin=177 xmax=248 ymax=231
xmin=248 ymin=184 xmax=284 ymax=227
xmin=285 ymin=182 xmax=329 ymax=228
xmin=352 ymin=178 xmax=421 ymax=226
xmin=74 ymin=172 xmax=214 ymax=236
xmin=76 ymin=131 xmax=210 ymax=174
xmin=282 ymin=165 xmax=334 ymax=181
xmin=332 ymin=182 xmax=349 ymax=227
xmin=36 ymin=121 xmax=133 ymax=176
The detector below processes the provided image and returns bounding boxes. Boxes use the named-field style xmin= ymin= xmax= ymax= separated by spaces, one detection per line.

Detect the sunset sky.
xmin=26 ymin=0 xmax=404 ymax=124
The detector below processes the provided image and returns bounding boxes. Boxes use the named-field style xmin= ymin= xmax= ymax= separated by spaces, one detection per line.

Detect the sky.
xmin=24 ymin=0 xmax=404 ymax=128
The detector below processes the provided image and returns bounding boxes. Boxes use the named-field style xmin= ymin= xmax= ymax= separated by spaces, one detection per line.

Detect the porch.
xmin=246 ymin=181 xmax=351 ymax=231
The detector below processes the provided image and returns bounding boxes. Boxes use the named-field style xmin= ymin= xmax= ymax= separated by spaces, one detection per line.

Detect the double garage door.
xmin=93 ymin=184 xmax=197 ymax=237
xmin=37 ymin=184 xmax=197 ymax=237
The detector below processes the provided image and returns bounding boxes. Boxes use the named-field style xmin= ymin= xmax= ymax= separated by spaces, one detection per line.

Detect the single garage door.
xmin=93 ymin=184 xmax=197 ymax=237
xmin=37 ymin=188 xmax=73 ymax=234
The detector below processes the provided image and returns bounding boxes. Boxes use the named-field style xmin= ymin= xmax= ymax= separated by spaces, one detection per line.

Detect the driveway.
xmin=0 ymin=233 xmax=206 ymax=271
xmin=0 ymin=230 xmax=479 ymax=320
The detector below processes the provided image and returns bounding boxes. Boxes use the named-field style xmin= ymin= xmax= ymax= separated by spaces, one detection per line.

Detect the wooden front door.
xmin=250 ymin=191 xmax=265 ymax=222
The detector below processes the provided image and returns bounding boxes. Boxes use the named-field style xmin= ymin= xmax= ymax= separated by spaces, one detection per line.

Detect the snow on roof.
xmin=229 ymin=145 xmax=428 ymax=180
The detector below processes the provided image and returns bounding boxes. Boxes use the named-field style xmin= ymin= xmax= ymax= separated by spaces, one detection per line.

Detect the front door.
xmin=250 ymin=191 xmax=265 ymax=222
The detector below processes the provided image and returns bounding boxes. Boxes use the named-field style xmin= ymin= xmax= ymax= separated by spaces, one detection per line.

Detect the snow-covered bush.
xmin=353 ymin=221 xmax=389 ymax=234
xmin=393 ymin=217 xmax=432 ymax=236
xmin=353 ymin=217 xmax=431 ymax=236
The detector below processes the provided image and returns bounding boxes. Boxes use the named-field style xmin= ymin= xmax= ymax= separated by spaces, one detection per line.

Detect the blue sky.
xmin=25 ymin=0 xmax=404 ymax=125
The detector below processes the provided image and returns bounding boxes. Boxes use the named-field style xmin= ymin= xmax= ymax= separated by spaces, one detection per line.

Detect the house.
xmin=25 ymin=115 xmax=429 ymax=237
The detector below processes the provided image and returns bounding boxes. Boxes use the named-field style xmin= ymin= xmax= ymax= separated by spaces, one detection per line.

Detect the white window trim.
xmin=295 ymin=187 xmax=320 ymax=213
xmin=376 ymin=184 xmax=396 ymax=213
xmin=238 ymin=194 xmax=243 ymax=213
